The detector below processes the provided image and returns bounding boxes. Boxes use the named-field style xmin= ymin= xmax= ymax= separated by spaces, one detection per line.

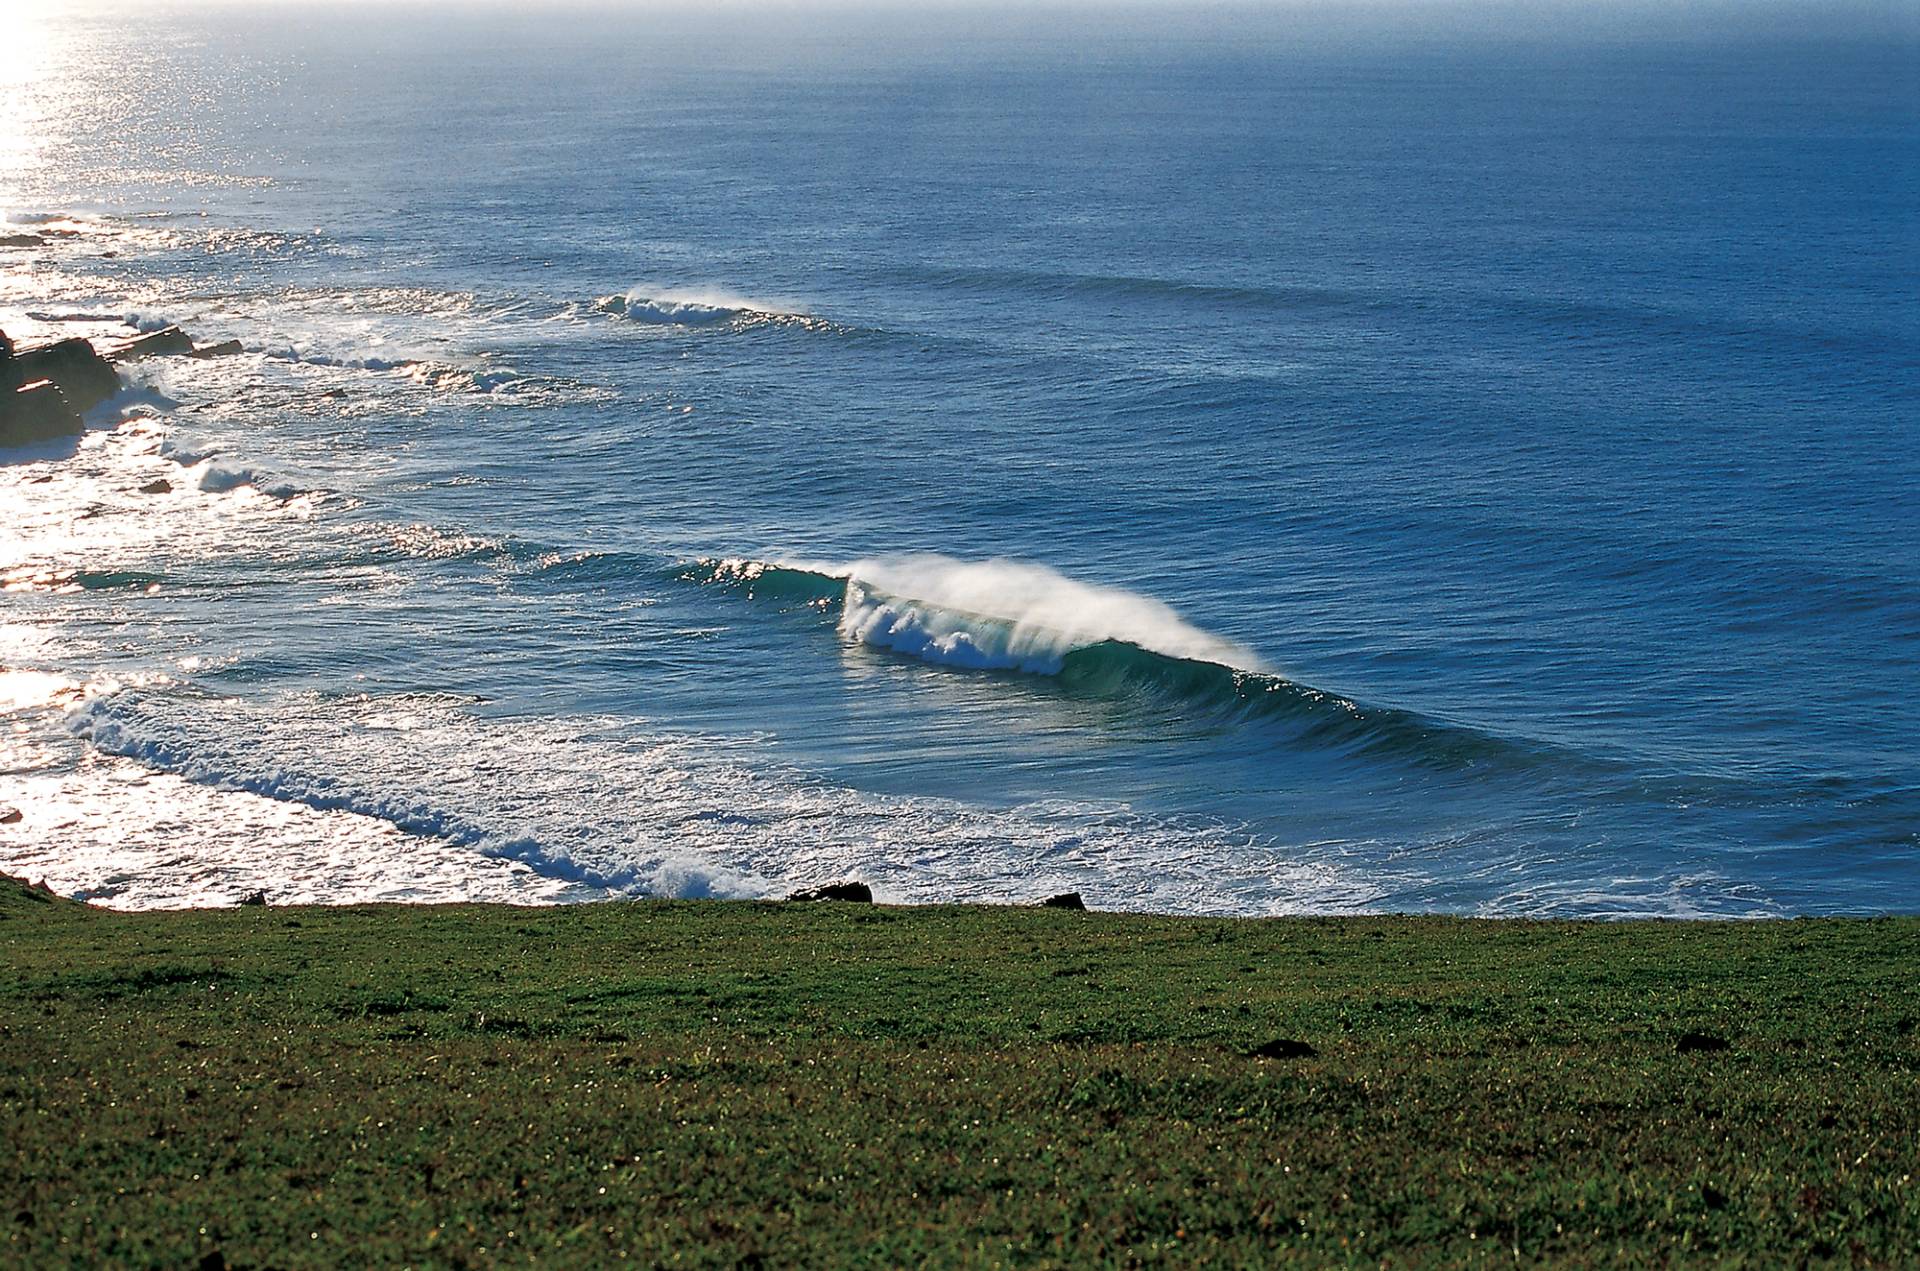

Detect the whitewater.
xmin=1 ymin=6 xmax=1914 ymax=917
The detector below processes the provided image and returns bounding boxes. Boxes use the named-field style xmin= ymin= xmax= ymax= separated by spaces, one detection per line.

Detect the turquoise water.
xmin=2 ymin=6 xmax=1915 ymax=915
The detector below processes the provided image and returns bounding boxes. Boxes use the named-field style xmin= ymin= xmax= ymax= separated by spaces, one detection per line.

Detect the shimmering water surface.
xmin=2 ymin=6 xmax=1915 ymax=914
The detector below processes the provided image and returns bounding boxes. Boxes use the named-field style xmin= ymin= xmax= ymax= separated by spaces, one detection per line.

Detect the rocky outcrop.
xmin=0 ymin=233 xmax=46 ymax=249
xmin=787 ymin=881 xmax=874 ymax=903
xmin=109 ymin=326 xmax=194 ymax=362
xmin=3 ymin=380 xmax=85 ymax=446
xmin=1 ymin=320 xmax=237 ymax=448
xmin=4 ymin=332 xmax=120 ymax=415
xmin=1040 ymin=892 xmax=1087 ymax=910
xmin=1 ymin=329 xmax=89 ymax=445
xmin=0 ymin=305 xmax=271 ymax=462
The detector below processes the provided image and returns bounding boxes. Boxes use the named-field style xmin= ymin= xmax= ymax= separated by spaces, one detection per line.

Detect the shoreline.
xmin=12 ymin=865 xmax=1912 ymax=921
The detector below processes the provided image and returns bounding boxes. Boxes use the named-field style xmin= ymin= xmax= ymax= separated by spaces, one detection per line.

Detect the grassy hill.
xmin=3 ymin=875 xmax=1915 ymax=1266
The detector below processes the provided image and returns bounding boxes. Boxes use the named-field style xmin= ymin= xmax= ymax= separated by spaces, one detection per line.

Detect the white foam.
xmin=46 ymin=685 xmax=1385 ymax=916
xmin=0 ymin=747 xmax=586 ymax=911
xmin=253 ymin=345 xmax=411 ymax=372
xmin=184 ymin=458 xmax=300 ymax=499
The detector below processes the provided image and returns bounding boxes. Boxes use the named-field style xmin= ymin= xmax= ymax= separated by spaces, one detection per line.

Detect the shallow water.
xmin=2 ymin=6 xmax=1915 ymax=915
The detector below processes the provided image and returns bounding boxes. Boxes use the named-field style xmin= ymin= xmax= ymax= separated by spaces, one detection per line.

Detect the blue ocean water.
xmin=2 ymin=5 xmax=1915 ymax=915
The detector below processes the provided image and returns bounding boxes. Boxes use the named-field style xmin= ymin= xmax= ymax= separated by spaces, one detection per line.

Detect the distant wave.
xmin=249 ymin=345 xmax=526 ymax=394
xmin=889 ymin=260 xmax=1377 ymax=315
xmin=885 ymin=260 xmax=1900 ymax=363
xmin=253 ymin=346 xmax=413 ymax=372
xmin=0 ymin=568 xmax=165 ymax=595
xmin=689 ymin=553 xmax=1544 ymax=771
xmin=25 ymin=310 xmax=138 ymax=325
xmin=595 ymin=286 xmax=841 ymax=333
xmin=3 ymin=212 xmax=96 ymax=228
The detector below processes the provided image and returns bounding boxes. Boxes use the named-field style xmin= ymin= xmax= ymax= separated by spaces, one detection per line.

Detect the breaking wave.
xmin=690 ymin=554 xmax=1548 ymax=771
xmin=184 ymin=459 xmax=302 ymax=498
xmin=245 ymin=345 xmax=528 ymax=394
xmin=595 ymin=286 xmax=840 ymax=332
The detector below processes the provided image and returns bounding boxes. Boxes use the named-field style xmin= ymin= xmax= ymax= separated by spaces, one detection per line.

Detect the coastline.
xmin=6 ymin=873 xmax=1915 ymax=1265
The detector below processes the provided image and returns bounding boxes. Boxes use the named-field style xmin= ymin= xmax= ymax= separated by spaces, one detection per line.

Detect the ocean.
xmin=2 ymin=3 xmax=1915 ymax=917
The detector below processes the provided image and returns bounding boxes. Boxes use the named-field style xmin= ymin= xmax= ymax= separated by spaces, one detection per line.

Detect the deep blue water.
xmin=1 ymin=6 xmax=1915 ymax=914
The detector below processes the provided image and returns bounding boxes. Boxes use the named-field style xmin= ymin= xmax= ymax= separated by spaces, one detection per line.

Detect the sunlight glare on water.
xmin=1 ymin=5 xmax=1914 ymax=915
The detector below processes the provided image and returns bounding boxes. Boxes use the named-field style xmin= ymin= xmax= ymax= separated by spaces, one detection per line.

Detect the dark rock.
xmin=1249 ymin=1038 xmax=1318 ymax=1059
xmin=10 ymin=337 xmax=120 ymax=413
xmin=787 ymin=881 xmax=873 ymax=903
xmin=0 ymin=807 xmax=21 ymax=824
xmin=237 ymin=890 xmax=269 ymax=907
xmin=188 ymin=339 xmax=244 ymax=359
xmin=138 ymin=478 xmax=173 ymax=494
xmin=2 ymin=380 xmax=84 ymax=447
xmin=1676 ymin=1031 xmax=1730 ymax=1054
xmin=110 ymin=325 xmax=194 ymax=362
xmin=1040 ymin=892 xmax=1087 ymax=910
xmin=0 ymin=233 xmax=45 ymax=249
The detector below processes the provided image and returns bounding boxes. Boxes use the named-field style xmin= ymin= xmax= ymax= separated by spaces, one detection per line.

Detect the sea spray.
xmin=838 ymin=554 xmax=1265 ymax=674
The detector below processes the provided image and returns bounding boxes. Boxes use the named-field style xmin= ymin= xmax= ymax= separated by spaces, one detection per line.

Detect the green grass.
xmin=2 ymin=876 xmax=1916 ymax=1267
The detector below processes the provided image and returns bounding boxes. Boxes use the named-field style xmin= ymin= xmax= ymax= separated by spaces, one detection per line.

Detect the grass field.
xmin=2 ymin=875 xmax=1916 ymax=1266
